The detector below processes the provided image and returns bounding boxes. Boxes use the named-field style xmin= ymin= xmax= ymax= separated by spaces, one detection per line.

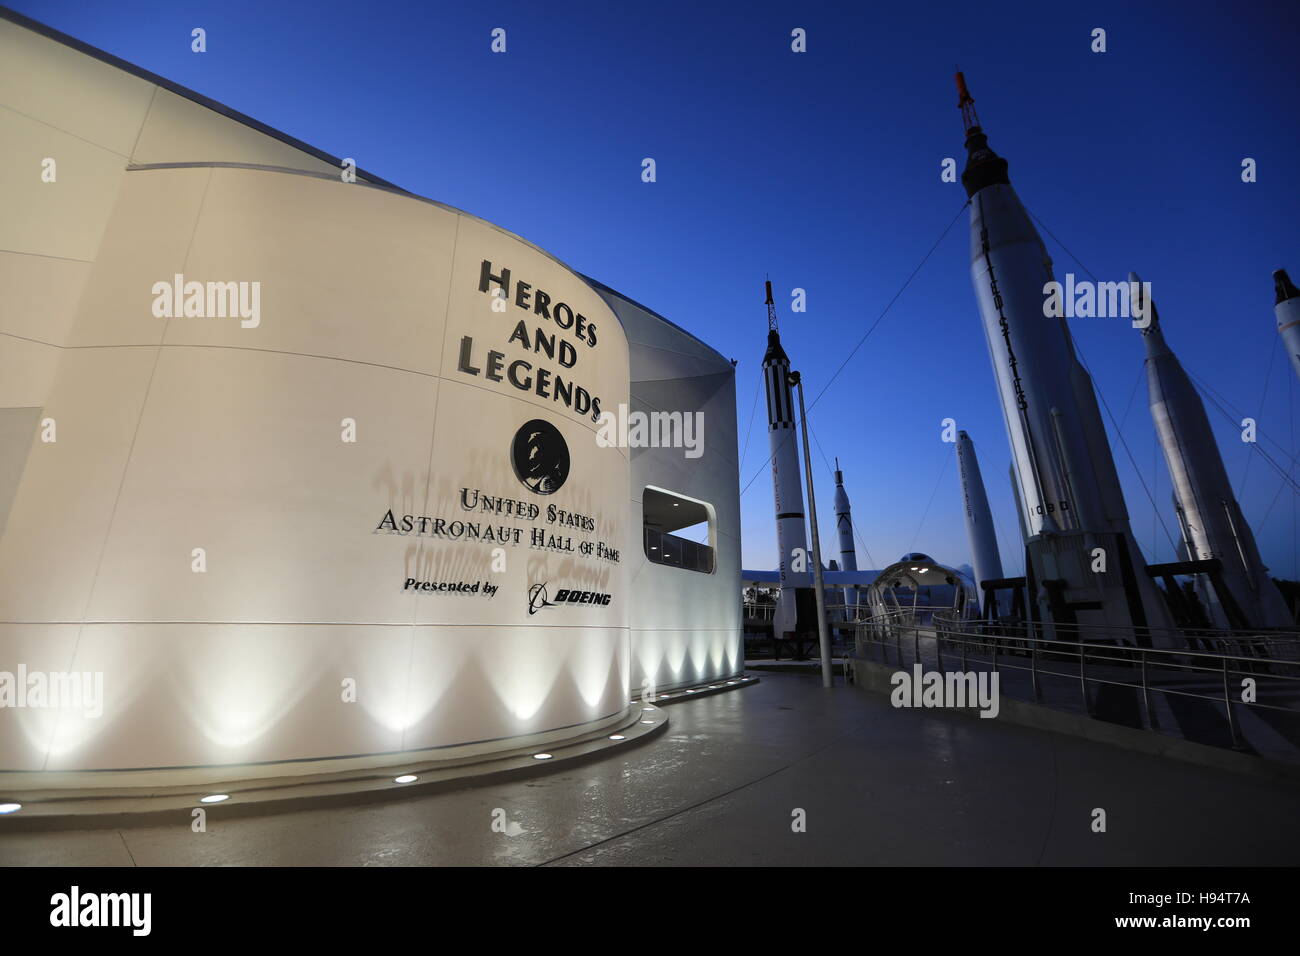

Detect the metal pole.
xmin=1222 ymin=654 xmax=1239 ymax=747
xmin=791 ymin=372 xmax=833 ymax=688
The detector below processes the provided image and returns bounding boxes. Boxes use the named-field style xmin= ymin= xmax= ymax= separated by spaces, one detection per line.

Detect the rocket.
xmin=762 ymin=279 xmax=809 ymax=639
xmin=1134 ymin=273 xmax=1291 ymax=629
xmin=1009 ymin=462 xmax=1030 ymax=547
xmin=1274 ymin=269 xmax=1300 ymax=384
xmin=833 ymin=459 xmax=859 ymax=618
xmin=955 ymin=72 xmax=1175 ymax=644
xmin=956 ymin=431 xmax=1003 ymax=614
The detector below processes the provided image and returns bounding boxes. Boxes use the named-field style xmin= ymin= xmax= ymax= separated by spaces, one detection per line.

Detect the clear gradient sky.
xmin=14 ymin=0 xmax=1300 ymax=578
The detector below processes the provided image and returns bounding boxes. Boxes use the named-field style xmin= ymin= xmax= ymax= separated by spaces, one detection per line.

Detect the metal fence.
xmin=853 ymin=610 xmax=1300 ymax=753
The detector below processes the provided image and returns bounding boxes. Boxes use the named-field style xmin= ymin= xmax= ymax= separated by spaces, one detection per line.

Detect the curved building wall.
xmin=0 ymin=14 xmax=640 ymax=773
xmin=0 ymin=162 xmax=632 ymax=772
xmin=591 ymin=285 xmax=743 ymax=692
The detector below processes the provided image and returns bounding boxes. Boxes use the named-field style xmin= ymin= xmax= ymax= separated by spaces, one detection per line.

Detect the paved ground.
xmin=1 ymin=672 xmax=1297 ymax=866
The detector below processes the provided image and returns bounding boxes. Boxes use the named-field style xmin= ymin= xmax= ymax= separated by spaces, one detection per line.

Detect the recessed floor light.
xmin=608 ymin=734 xmax=625 ymax=740
xmin=533 ymin=753 xmax=553 ymax=760
xmin=640 ymin=720 xmax=654 ymax=724
xmin=0 ymin=803 xmax=21 ymax=815
xmin=394 ymin=774 xmax=417 ymax=784
xmin=642 ymin=706 xmax=655 ymax=711
xmin=200 ymin=794 xmax=229 ymax=804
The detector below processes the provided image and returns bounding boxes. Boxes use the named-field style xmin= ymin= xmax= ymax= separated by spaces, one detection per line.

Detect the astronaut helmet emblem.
xmin=511 ymin=419 xmax=570 ymax=495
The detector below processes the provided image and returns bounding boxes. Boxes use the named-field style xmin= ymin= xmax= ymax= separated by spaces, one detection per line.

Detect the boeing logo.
xmin=527 ymin=583 xmax=555 ymax=615
xmin=527 ymin=583 xmax=612 ymax=614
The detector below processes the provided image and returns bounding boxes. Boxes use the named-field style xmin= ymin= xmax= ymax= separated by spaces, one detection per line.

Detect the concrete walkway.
xmin=1 ymin=671 xmax=1297 ymax=866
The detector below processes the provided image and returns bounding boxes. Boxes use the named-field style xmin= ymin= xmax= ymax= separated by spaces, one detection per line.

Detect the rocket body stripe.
xmin=1141 ymin=283 xmax=1291 ymax=628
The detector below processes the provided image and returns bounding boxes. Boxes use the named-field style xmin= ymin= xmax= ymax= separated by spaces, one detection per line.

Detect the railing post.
xmin=1030 ymin=635 xmax=1039 ymax=701
xmin=1223 ymin=654 xmax=1239 ymax=748
xmin=1079 ymin=640 xmax=1089 ymax=715
xmin=1140 ymin=649 xmax=1153 ymax=730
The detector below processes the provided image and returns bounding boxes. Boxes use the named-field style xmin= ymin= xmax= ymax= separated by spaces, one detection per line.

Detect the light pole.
xmin=789 ymin=371 xmax=833 ymax=688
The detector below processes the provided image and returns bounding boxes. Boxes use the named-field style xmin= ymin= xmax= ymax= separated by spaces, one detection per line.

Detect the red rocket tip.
xmin=956 ymin=69 xmax=980 ymax=132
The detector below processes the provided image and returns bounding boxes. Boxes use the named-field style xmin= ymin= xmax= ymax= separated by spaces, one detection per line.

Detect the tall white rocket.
xmin=956 ymin=430 xmax=1003 ymax=612
xmin=762 ymin=280 xmax=808 ymax=639
xmin=1135 ymin=274 xmax=1291 ymax=628
xmin=833 ymin=459 xmax=859 ymax=617
xmin=956 ymin=73 xmax=1175 ymax=643
xmin=1275 ymin=269 xmax=1300 ymax=384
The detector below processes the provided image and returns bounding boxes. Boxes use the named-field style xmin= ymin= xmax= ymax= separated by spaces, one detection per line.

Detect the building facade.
xmin=0 ymin=10 xmax=740 ymax=780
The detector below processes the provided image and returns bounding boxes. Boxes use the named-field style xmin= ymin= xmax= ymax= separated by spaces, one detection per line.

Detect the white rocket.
xmin=956 ymin=431 xmax=1003 ymax=613
xmin=1275 ymin=269 xmax=1300 ymax=384
xmin=956 ymin=73 xmax=1175 ymax=644
xmin=832 ymin=459 xmax=859 ymax=618
xmin=1134 ymin=273 xmax=1291 ymax=629
xmin=762 ymin=279 xmax=809 ymax=639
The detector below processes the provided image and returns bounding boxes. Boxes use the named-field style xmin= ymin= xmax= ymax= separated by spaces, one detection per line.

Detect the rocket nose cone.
xmin=1128 ymin=271 xmax=1155 ymax=330
xmin=1274 ymin=269 xmax=1299 ymax=304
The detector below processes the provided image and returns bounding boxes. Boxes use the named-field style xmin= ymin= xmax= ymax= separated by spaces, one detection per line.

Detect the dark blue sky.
xmin=18 ymin=0 xmax=1300 ymax=576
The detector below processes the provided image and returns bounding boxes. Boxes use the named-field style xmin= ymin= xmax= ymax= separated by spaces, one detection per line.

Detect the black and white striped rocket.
xmin=955 ymin=431 xmax=1003 ymax=612
xmin=956 ymin=73 xmax=1174 ymax=642
xmin=1134 ymin=273 xmax=1291 ymax=628
xmin=1274 ymin=269 xmax=1300 ymax=384
xmin=833 ymin=459 xmax=859 ymax=617
xmin=762 ymin=280 xmax=808 ymax=638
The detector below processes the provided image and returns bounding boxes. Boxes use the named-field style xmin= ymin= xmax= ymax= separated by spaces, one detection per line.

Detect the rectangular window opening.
xmin=643 ymin=487 xmax=714 ymax=574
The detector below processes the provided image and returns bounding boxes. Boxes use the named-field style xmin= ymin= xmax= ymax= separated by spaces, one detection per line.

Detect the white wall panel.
xmin=0 ymin=107 xmax=130 ymax=262
xmin=0 ymin=19 xmax=154 ymax=158
xmin=0 ymin=251 xmax=92 ymax=349
xmin=171 ymin=167 xmax=456 ymax=374
xmin=0 ymin=346 xmax=158 ymax=623
xmin=64 ymin=167 xmax=210 ymax=348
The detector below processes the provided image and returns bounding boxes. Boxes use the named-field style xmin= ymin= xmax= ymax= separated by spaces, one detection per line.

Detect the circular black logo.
xmin=511 ymin=419 xmax=569 ymax=495
xmin=527 ymin=583 xmax=554 ymax=615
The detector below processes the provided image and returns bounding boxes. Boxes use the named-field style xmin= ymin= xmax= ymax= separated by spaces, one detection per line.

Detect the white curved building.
xmin=0 ymin=9 xmax=740 ymax=784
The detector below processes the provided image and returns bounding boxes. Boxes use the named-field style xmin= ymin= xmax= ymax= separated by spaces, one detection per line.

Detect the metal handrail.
xmin=853 ymin=615 xmax=1300 ymax=753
